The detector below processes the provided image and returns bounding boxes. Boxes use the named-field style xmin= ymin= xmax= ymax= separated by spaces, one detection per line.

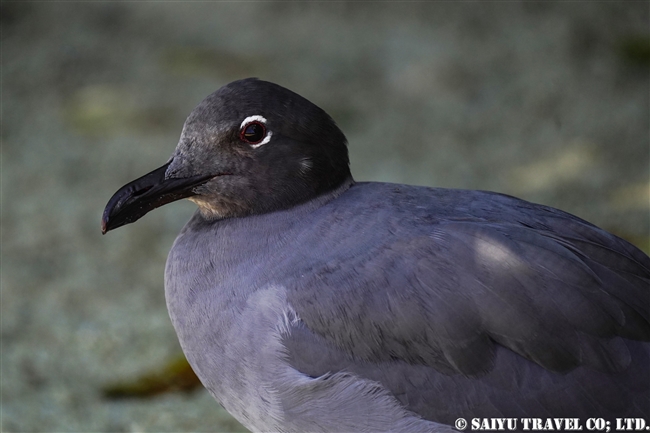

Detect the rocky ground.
xmin=2 ymin=2 xmax=648 ymax=432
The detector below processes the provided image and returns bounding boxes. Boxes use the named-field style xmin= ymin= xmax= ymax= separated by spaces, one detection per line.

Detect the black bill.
xmin=101 ymin=161 xmax=214 ymax=234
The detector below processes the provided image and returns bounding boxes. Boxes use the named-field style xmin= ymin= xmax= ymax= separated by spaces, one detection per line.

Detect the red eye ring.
xmin=240 ymin=121 xmax=267 ymax=144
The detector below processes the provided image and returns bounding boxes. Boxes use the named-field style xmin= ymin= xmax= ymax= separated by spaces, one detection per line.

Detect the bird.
xmin=102 ymin=78 xmax=649 ymax=432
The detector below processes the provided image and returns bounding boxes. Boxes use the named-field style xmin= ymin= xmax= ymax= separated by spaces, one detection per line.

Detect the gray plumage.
xmin=103 ymin=78 xmax=650 ymax=432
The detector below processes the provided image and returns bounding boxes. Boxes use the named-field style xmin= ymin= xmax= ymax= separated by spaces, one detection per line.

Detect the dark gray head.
xmin=102 ymin=78 xmax=352 ymax=233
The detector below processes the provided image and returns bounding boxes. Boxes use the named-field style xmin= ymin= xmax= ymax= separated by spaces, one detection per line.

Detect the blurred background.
xmin=2 ymin=2 xmax=648 ymax=432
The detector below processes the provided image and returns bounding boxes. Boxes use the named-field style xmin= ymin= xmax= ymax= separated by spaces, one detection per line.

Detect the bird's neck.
xmin=178 ymin=176 xmax=355 ymax=267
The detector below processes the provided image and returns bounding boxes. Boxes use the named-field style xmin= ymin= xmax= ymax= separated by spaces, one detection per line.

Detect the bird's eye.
xmin=240 ymin=121 xmax=266 ymax=144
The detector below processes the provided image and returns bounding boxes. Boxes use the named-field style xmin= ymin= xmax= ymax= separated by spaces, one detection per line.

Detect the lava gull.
xmin=102 ymin=78 xmax=649 ymax=432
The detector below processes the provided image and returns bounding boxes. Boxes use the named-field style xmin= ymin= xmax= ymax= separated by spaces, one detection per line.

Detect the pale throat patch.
xmin=188 ymin=196 xmax=224 ymax=219
xmin=241 ymin=115 xmax=273 ymax=149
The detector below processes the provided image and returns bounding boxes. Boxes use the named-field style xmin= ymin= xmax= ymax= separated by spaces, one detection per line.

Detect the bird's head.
xmin=101 ymin=78 xmax=351 ymax=234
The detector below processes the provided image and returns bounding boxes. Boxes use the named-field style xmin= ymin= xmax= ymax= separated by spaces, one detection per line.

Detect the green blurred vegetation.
xmin=102 ymin=355 xmax=202 ymax=399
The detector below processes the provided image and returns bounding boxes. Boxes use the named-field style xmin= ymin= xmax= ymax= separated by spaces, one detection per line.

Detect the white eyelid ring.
xmin=240 ymin=115 xmax=272 ymax=149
